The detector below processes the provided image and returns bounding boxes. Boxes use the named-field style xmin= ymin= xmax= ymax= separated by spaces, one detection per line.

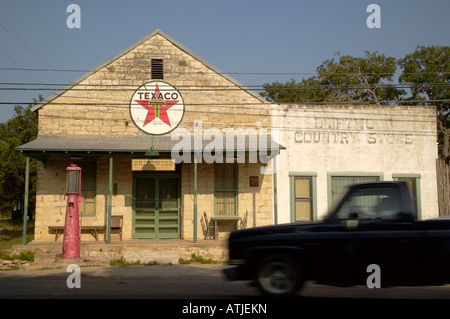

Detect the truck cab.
xmin=224 ymin=181 xmax=450 ymax=297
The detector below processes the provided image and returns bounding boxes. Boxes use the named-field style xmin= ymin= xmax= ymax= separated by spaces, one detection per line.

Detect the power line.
xmin=31 ymin=112 xmax=437 ymax=139
xmin=0 ymin=24 xmax=71 ymax=83
xmin=1 ymin=66 xmax=449 ymax=76
xmin=0 ymin=100 xmax=446 ymax=109
xmin=1 ymin=82 xmax=450 ymax=92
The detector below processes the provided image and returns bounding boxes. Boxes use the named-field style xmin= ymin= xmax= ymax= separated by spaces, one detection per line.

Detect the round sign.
xmin=129 ymin=81 xmax=184 ymax=135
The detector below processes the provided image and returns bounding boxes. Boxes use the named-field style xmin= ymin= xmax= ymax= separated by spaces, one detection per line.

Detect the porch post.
xmin=107 ymin=154 xmax=113 ymax=243
xmin=22 ymin=156 xmax=30 ymax=245
xmin=193 ymin=153 xmax=198 ymax=243
xmin=273 ymin=155 xmax=278 ymax=225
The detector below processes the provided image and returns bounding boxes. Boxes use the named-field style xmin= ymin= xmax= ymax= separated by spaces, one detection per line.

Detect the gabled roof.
xmin=32 ymin=28 xmax=266 ymax=112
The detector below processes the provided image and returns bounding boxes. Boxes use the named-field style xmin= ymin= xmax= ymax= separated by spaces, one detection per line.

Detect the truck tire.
xmin=256 ymin=254 xmax=304 ymax=297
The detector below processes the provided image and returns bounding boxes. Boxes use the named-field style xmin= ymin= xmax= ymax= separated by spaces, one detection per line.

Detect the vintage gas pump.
xmin=62 ymin=164 xmax=83 ymax=259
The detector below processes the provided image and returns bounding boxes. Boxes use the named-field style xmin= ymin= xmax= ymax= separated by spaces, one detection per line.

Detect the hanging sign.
xmin=129 ymin=81 xmax=184 ymax=135
xmin=132 ymin=159 xmax=176 ymax=171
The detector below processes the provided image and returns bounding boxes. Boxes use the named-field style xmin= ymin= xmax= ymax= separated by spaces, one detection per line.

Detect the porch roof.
xmin=16 ymin=134 xmax=285 ymax=157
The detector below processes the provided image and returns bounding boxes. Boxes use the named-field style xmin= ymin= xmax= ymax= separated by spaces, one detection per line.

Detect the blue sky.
xmin=1 ymin=0 xmax=449 ymax=121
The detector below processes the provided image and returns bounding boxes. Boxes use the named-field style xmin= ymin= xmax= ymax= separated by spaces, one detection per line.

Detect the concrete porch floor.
xmin=12 ymin=239 xmax=229 ymax=268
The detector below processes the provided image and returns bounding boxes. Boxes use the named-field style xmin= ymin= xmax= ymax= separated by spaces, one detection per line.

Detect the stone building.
xmin=17 ymin=29 xmax=439 ymax=244
xmin=17 ymin=29 xmax=281 ymax=242
xmin=274 ymin=104 xmax=439 ymax=223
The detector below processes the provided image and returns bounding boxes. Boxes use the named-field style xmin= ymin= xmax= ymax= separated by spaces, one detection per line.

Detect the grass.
xmin=1 ymin=218 xmax=220 ymax=267
xmin=110 ymin=253 xmax=218 ymax=266
xmin=109 ymin=257 xmax=161 ymax=267
xmin=179 ymin=253 xmax=218 ymax=265
xmin=0 ymin=218 xmax=34 ymax=249
xmin=0 ymin=218 xmax=35 ymax=262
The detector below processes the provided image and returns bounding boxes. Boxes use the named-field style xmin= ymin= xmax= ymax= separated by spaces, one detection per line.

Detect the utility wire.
xmin=35 ymin=113 xmax=437 ymax=137
xmin=1 ymin=66 xmax=449 ymax=76
xmin=1 ymin=84 xmax=450 ymax=91
xmin=0 ymin=24 xmax=71 ymax=83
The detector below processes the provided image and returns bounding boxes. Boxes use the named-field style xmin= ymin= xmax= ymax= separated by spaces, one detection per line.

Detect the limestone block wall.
xmin=181 ymin=162 xmax=273 ymax=241
xmin=34 ymin=155 xmax=134 ymax=241
xmin=31 ymin=31 xmax=277 ymax=242
xmin=37 ymin=34 xmax=271 ymax=138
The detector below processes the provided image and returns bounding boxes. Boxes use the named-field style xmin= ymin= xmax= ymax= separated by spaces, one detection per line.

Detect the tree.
xmin=398 ymin=45 xmax=450 ymax=161
xmin=317 ymin=51 xmax=403 ymax=105
xmin=0 ymin=96 xmax=40 ymax=216
xmin=260 ymin=77 xmax=328 ymax=103
xmin=261 ymin=51 xmax=403 ymax=105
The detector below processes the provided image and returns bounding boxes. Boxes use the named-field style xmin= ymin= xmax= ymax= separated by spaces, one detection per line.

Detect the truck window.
xmin=334 ymin=187 xmax=403 ymax=220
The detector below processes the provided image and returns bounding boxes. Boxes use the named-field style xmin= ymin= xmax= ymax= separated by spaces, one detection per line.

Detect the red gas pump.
xmin=62 ymin=164 xmax=83 ymax=259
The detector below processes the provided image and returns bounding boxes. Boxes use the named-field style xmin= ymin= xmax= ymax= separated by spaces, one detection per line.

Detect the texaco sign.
xmin=130 ymin=81 xmax=184 ymax=135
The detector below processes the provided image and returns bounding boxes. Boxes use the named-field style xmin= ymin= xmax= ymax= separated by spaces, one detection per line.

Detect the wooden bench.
xmin=48 ymin=226 xmax=105 ymax=241
xmin=110 ymin=215 xmax=123 ymax=241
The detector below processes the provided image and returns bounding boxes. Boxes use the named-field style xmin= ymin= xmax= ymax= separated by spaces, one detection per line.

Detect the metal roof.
xmin=16 ymin=135 xmax=285 ymax=154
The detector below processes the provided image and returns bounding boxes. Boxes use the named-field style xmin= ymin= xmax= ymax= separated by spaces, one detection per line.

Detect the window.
xmin=76 ymin=161 xmax=96 ymax=216
xmin=393 ymin=174 xmax=421 ymax=219
xmin=328 ymin=174 xmax=382 ymax=210
xmin=151 ymin=59 xmax=163 ymax=79
xmin=289 ymin=173 xmax=317 ymax=222
xmin=334 ymin=187 xmax=403 ymax=220
xmin=214 ymin=163 xmax=237 ymax=216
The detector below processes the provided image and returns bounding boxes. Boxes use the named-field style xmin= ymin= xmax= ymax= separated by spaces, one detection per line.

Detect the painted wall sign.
xmin=132 ymin=159 xmax=176 ymax=171
xmin=130 ymin=81 xmax=184 ymax=135
xmin=293 ymin=117 xmax=413 ymax=145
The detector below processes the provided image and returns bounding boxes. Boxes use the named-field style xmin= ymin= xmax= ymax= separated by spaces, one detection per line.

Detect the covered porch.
xmin=16 ymin=134 xmax=283 ymax=244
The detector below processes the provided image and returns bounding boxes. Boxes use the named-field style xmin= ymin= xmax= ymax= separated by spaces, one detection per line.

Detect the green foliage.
xmin=261 ymin=77 xmax=328 ymax=103
xmin=0 ymin=96 xmax=41 ymax=215
xmin=261 ymin=51 xmax=403 ymax=105
xmin=179 ymin=253 xmax=218 ymax=264
xmin=0 ymin=250 xmax=35 ymax=262
xmin=109 ymin=257 xmax=163 ymax=266
xmin=109 ymin=257 xmax=142 ymax=266
xmin=0 ymin=219 xmax=34 ymax=250
xmin=317 ymin=51 xmax=403 ymax=104
xmin=261 ymin=46 xmax=450 ymax=160
xmin=178 ymin=257 xmax=192 ymax=264
xmin=398 ymin=45 xmax=450 ymax=160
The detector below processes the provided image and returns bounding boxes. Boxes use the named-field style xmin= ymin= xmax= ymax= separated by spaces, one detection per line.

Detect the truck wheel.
xmin=256 ymin=254 xmax=304 ymax=297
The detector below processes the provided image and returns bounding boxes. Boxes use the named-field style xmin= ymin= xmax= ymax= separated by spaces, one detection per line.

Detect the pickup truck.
xmin=223 ymin=181 xmax=450 ymax=297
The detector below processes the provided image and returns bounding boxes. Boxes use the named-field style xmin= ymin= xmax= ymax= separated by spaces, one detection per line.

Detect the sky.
xmin=0 ymin=0 xmax=449 ymax=122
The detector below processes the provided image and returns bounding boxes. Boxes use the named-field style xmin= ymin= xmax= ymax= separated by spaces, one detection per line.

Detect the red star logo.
xmin=135 ymin=84 xmax=179 ymax=127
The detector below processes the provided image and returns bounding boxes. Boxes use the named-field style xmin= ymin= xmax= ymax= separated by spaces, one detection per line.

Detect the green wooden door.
xmin=133 ymin=175 xmax=180 ymax=239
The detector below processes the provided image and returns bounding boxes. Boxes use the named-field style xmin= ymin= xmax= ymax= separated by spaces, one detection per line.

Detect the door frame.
xmin=132 ymin=172 xmax=181 ymax=239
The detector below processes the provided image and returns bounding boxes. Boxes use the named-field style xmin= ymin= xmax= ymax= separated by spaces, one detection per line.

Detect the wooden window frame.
xmin=327 ymin=172 xmax=384 ymax=211
xmin=289 ymin=172 xmax=317 ymax=222
xmin=214 ymin=163 xmax=238 ymax=216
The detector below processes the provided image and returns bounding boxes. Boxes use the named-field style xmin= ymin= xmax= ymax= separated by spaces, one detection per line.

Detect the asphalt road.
xmin=1 ymin=264 xmax=449 ymax=316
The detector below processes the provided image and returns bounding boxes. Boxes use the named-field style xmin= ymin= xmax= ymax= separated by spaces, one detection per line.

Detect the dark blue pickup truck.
xmin=223 ymin=181 xmax=450 ymax=297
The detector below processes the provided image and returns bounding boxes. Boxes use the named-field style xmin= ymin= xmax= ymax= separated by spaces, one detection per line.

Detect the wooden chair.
xmin=203 ymin=212 xmax=215 ymax=240
xmin=239 ymin=211 xmax=248 ymax=229
xmin=111 ymin=215 xmax=123 ymax=241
